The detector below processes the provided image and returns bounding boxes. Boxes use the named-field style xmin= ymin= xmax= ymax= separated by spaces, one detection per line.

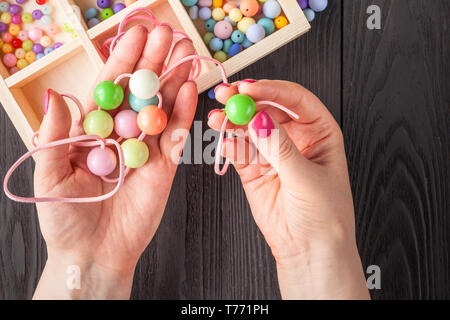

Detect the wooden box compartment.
xmin=0 ymin=0 xmax=310 ymax=150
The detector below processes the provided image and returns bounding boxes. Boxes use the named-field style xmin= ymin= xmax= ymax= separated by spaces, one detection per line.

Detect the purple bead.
xmin=53 ymin=42 xmax=63 ymax=49
xmin=113 ymin=3 xmax=125 ymax=13
xmin=97 ymin=0 xmax=110 ymax=9
xmin=16 ymin=0 xmax=27 ymax=4
xmin=32 ymin=43 xmax=44 ymax=54
xmin=0 ymin=22 xmax=7 ymax=32
xmin=297 ymin=0 xmax=308 ymax=9
xmin=9 ymin=4 xmax=21 ymax=14
xmin=32 ymin=9 xmax=43 ymax=20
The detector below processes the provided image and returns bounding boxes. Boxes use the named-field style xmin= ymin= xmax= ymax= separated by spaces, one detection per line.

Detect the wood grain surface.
xmin=0 ymin=0 xmax=448 ymax=299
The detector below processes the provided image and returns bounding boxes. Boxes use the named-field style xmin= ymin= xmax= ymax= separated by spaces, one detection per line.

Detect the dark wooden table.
xmin=0 ymin=0 xmax=448 ymax=299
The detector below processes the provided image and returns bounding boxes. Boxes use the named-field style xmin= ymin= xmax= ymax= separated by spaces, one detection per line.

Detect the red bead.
xmin=36 ymin=0 xmax=46 ymax=5
xmin=11 ymin=38 xmax=22 ymax=49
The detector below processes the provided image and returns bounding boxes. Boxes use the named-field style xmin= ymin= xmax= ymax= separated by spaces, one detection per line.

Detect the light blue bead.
xmin=41 ymin=4 xmax=53 ymax=15
xmin=228 ymin=43 xmax=242 ymax=57
xmin=198 ymin=7 xmax=211 ymax=20
xmin=0 ymin=2 xmax=9 ymax=13
xmin=205 ymin=18 xmax=216 ymax=32
xmin=41 ymin=15 xmax=52 ymax=25
xmin=303 ymin=8 xmax=315 ymax=22
xmin=36 ymin=53 xmax=45 ymax=60
xmin=263 ymin=0 xmax=281 ymax=19
xmin=257 ymin=17 xmax=275 ymax=36
xmin=209 ymin=37 xmax=223 ymax=51
xmin=129 ymin=93 xmax=159 ymax=113
xmin=223 ymin=38 xmax=233 ymax=53
xmin=224 ymin=16 xmax=236 ymax=27
xmin=242 ymin=37 xmax=253 ymax=48
xmin=246 ymin=24 xmax=265 ymax=43
xmin=44 ymin=47 xmax=54 ymax=55
xmin=84 ymin=7 xmax=98 ymax=20
xmin=231 ymin=30 xmax=244 ymax=43
xmin=309 ymin=0 xmax=328 ymax=12
xmin=181 ymin=0 xmax=198 ymax=6
xmin=88 ymin=18 xmax=101 ymax=28
xmin=189 ymin=5 xmax=199 ymax=19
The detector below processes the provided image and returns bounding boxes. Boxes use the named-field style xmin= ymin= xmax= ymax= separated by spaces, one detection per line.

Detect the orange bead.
xmin=137 ymin=106 xmax=167 ymax=135
xmin=240 ymin=0 xmax=259 ymax=17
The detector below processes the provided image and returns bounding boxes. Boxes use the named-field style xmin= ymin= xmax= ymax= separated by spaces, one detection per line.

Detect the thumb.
xmin=35 ymin=89 xmax=73 ymax=179
xmin=248 ymin=111 xmax=314 ymax=189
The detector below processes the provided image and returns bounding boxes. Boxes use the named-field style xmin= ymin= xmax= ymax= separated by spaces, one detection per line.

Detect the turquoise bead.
xmin=257 ymin=17 xmax=275 ymax=36
xmin=181 ymin=0 xmax=198 ymax=6
xmin=209 ymin=37 xmax=223 ymax=51
xmin=205 ymin=18 xmax=216 ymax=32
xmin=242 ymin=37 xmax=253 ymax=48
xmin=84 ymin=7 xmax=98 ymax=20
xmin=129 ymin=92 xmax=159 ymax=113
xmin=231 ymin=30 xmax=244 ymax=43
xmin=223 ymin=38 xmax=233 ymax=53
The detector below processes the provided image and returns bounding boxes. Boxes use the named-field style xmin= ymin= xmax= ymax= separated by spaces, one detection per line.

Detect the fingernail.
xmin=214 ymin=83 xmax=230 ymax=94
xmin=252 ymin=111 xmax=274 ymax=138
xmin=43 ymin=89 xmax=52 ymax=115
xmin=187 ymin=79 xmax=197 ymax=88
xmin=241 ymin=79 xmax=257 ymax=83
xmin=158 ymin=22 xmax=174 ymax=32
xmin=208 ymin=108 xmax=222 ymax=119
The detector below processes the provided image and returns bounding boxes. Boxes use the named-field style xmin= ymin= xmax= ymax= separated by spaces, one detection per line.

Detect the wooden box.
xmin=0 ymin=0 xmax=310 ymax=150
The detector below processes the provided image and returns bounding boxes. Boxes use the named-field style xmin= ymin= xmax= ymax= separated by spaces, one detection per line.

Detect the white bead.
xmin=129 ymin=69 xmax=160 ymax=100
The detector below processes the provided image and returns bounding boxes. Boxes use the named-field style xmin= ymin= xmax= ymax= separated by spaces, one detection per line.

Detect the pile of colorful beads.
xmin=83 ymin=0 xmax=135 ymax=28
xmin=0 ymin=0 xmax=64 ymax=75
xmin=297 ymin=0 xmax=328 ymax=22
xmin=183 ymin=0 xmax=289 ymax=63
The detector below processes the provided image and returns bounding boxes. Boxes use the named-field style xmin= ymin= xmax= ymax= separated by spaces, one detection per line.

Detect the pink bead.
xmin=28 ymin=28 xmax=43 ymax=41
xmin=2 ymin=32 xmax=13 ymax=43
xmin=47 ymin=24 xmax=60 ymax=35
xmin=214 ymin=20 xmax=233 ymax=39
xmin=3 ymin=53 xmax=17 ymax=67
xmin=114 ymin=110 xmax=141 ymax=139
xmin=87 ymin=147 xmax=117 ymax=176
xmin=198 ymin=0 xmax=212 ymax=6
xmin=11 ymin=14 xmax=22 ymax=25
xmin=9 ymin=66 xmax=19 ymax=74
xmin=18 ymin=30 xmax=28 ymax=41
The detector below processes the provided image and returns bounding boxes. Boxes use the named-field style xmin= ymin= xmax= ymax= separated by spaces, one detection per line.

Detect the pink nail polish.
xmin=43 ymin=88 xmax=52 ymax=115
xmin=208 ymin=109 xmax=222 ymax=119
xmin=214 ymin=83 xmax=230 ymax=94
xmin=241 ymin=79 xmax=257 ymax=83
xmin=252 ymin=111 xmax=274 ymax=138
xmin=158 ymin=22 xmax=174 ymax=32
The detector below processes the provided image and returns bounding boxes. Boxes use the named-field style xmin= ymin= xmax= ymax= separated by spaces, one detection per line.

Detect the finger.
xmin=86 ymin=25 xmax=148 ymax=113
xmin=134 ymin=25 xmax=173 ymax=75
xmin=214 ymin=83 xmax=239 ymax=104
xmin=160 ymin=38 xmax=196 ymax=116
xmin=160 ymin=81 xmax=198 ymax=162
xmin=248 ymin=111 xmax=316 ymax=190
xmin=35 ymin=90 xmax=72 ymax=180
xmin=207 ymin=110 xmax=247 ymax=137
xmin=238 ymin=80 xmax=336 ymax=125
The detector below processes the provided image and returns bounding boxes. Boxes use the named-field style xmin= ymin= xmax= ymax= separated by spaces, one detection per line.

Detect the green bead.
xmin=101 ymin=8 xmax=114 ymax=20
xmin=213 ymin=50 xmax=227 ymax=63
xmin=121 ymin=138 xmax=149 ymax=168
xmin=225 ymin=94 xmax=256 ymax=125
xmin=94 ymin=80 xmax=124 ymax=110
xmin=22 ymin=13 xmax=33 ymax=23
xmin=22 ymin=40 xmax=33 ymax=51
xmin=203 ymin=32 xmax=214 ymax=45
xmin=83 ymin=110 xmax=114 ymax=138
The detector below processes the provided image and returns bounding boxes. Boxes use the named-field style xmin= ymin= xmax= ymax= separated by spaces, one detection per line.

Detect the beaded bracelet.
xmin=3 ymin=7 xmax=299 ymax=204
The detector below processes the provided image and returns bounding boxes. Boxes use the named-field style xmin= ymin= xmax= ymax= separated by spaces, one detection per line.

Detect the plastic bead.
xmin=1 ymin=43 xmax=12 ymax=54
xmin=3 ymin=53 xmax=17 ymax=67
xmin=9 ymin=24 xmax=20 ymax=36
xmin=257 ymin=17 xmax=275 ymax=35
xmin=94 ymin=80 xmax=124 ymax=110
xmin=297 ymin=0 xmax=308 ymax=9
xmin=208 ymin=88 xmax=215 ymax=99
xmin=44 ymin=47 xmax=53 ymax=55
xmin=36 ymin=0 xmax=47 ymax=4
xmin=189 ymin=5 xmax=199 ymax=19
xmin=137 ymin=106 xmax=167 ymax=135
xmin=225 ymin=94 xmax=256 ymax=125
xmin=209 ymin=37 xmax=223 ymax=51
xmin=62 ymin=23 xmax=73 ymax=33
xmin=113 ymin=3 xmax=126 ymax=13
xmin=47 ymin=24 xmax=60 ymax=35
xmin=246 ymin=23 xmax=265 ymax=42
xmin=205 ymin=18 xmax=216 ymax=32
xmin=213 ymin=50 xmax=227 ymax=63
xmin=0 ymin=21 xmax=6 ymax=32
xmin=274 ymin=16 xmax=288 ymax=29
xmin=97 ymin=0 xmax=110 ymax=9
xmin=16 ymin=58 xmax=28 ymax=69
xmin=212 ymin=0 xmax=222 ymax=8
xmin=303 ymin=8 xmax=315 ymax=22
xmin=17 ymin=30 xmax=28 ymax=41
xmin=22 ymin=39 xmax=33 ymax=50
xmin=88 ymin=18 xmax=100 ymax=28
xmin=83 ymin=110 xmax=114 ymax=138
xmin=203 ymin=32 xmax=214 ymax=45
xmin=53 ymin=42 xmax=63 ymax=49
xmin=181 ymin=0 xmax=198 ymax=6
xmin=25 ymin=51 xmax=36 ymax=63
xmin=223 ymin=3 xmax=237 ymax=13
xmin=32 ymin=43 xmax=43 ymax=53
xmin=87 ymin=147 xmax=117 ymax=176
xmin=231 ymin=30 xmax=244 ymax=43
xmin=114 ymin=110 xmax=141 ymax=138
xmin=211 ymin=8 xmax=225 ymax=21
xmin=129 ymin=92 xmax=159 ymax=113
xmin=214 ymin=20 xmax=232 ymax=39
xmin=237 ymin=17 xmax=255 ymax=34
xmin=121 ymin=139 xmax=149 ymax=169
xmin=228 ymin=43 xmax=242 ymax=56
xmin=129 ymin=69 xmax=160 ymax=100
xmin=101 ymin=8 xmax=113 ymax=20
xmin=240 ymin=0 xmax=259 ymax=17
xmin=198 ymin=0 xmax=212 ymax=6
xmin=41 ymin=15 xmax=52 ymax=25
xmin=21 ymin=13 xmax=33 ymax=23
xmin=14 ymin=48 xmax=25 ymax=59
xmin=29 ymin=27 xmax=43 ymax=41
xmin=2 ymin=31 xmax=13 ymax=42
xmin=242 ymin=37 xmax=253 ymax=48
xmin=11 ymin=38 xmax=21 ymax=48
xmin=41 ymin=4 xmax=52 ymax=15
xmin=309 ymin=0 xmax=328 ymax=12
xmin=224 ymin=16 xmax=236 ymax=26
xmin=32 ymin=9 xmax=43 ymax=20
xmin=84 ymin=7 xmax=98 ymax=20
xmin=9 ymin=4 xmax=20 ymax=15
xmin=40 ymin=35 xmax=52 ymax=47
xmin=11 ymin=14 xmax=21 ymax=24
xmin=263 ymin=0 xmax=281 ymax=19
xmin=198 ymin=7 xmax=211 ymax=20
xmin=228 ymin=8 xmax=242 ymax=23
xmin=0 ymin=2 xmax=9 ymax=13
xmin=1 ymin=12 xmax=11 ymax=24
xmin=35 ymin=53 xmax=44 ymax=60
xmin=223 ymin=38 xmax=233 ymax=53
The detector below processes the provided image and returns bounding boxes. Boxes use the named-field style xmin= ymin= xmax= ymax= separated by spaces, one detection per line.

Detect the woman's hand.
xmin=33 ymin=25 xmax=197 ymax=299
xmin=209 ymin=80 xmax=370 ymax=300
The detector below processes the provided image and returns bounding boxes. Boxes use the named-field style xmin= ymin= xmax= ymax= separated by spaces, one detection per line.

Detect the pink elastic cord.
xmin=3 ymin=135 xmax=125 ymax=203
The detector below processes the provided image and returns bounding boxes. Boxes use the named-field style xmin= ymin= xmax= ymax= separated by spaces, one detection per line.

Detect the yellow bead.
xmin=213 ymin=50 xmax=227 ymax=63
xmin=211 ymin=8 xmax=225 ymax=21
xmin=237 ymin=17 xmax=255 ymax=34
xmin=203 ymin=32 xmax=214 ymax=45
xmin=2 ymin=43 xmax=13 ymax=54
xmin=15 ymin=48 xmax=25 ymax=59
xmin=0 ymin=39 xmax=3 ymax=47
xmin=9 ymin=24 xmax=20 ymax=36
xmin=212 ymin=0 xmax=223 ymax=7
xmin=1 ymin=12 xmax=11 ymax=24
xmin=228 ymin=8 xmax=242 ymax=22
xmin=25 ymin=51 xmax=36 ymax=63
xmin=17 ymin=58 xmax=29 ymax=69
xmin=62 ymin=23 xmax=73 ymax=33
xmin=274 ymin=16 xmax=288 ymax=29
xmin=22 ymin=13 xmax=33 ymax=23
xmin=40 ymin=36 xmax=52 ymax=47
